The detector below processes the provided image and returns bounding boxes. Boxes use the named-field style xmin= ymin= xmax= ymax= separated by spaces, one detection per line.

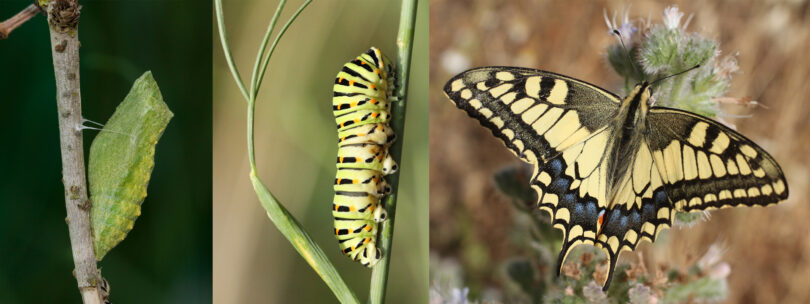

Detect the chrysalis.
xmin=332 ymin=47 xmax=397 ymax=267
xmin=89 ymin=71 xmax=173 ymax=261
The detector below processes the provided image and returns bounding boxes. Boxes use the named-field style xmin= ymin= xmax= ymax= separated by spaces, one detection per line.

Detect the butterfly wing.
xmin=444 ymin=66 xmax=622 ymax=277
xmin=592 ymin=106 xmax=789 ymax=289
xmin=645 ymin=107 xmax=788 ymax=210
xmin=591 ymin=139 xmax=674 ymax=290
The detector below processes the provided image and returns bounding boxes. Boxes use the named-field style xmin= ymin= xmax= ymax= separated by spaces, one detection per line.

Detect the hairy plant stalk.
xmin=216 ymin=0 xmax=359 ymax=302
xmin=0 ymin=4 xmax=39 ymax=39
xmin=368 ymin=0 xmax=418 ymax=302
xmin=43 ymin=0 xmax=103 ymax=303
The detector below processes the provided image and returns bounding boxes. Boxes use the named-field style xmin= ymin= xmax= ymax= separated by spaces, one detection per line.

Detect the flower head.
xmin=662 ymin=5 xmax=693 ymax=31
xmin=604 ymin=6 xmax=638 ymax=46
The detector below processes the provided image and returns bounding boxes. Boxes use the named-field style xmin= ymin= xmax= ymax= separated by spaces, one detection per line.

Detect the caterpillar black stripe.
xmin=332 ymin=47 xmax=397 ymax=267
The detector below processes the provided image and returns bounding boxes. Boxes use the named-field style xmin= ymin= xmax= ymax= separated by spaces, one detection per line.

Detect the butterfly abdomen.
xmin=332 ymin=47 xmax=396 ymax=267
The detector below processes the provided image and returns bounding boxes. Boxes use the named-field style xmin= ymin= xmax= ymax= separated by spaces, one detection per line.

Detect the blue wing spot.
xmin=548 ymin=159 xmax=564 ymax=176
xmin=585 ymin=202 xmax=598 ymax=219
xmin=642 ymin=202 xmax=655 ymax=219
xmin=564 ymin=193 xmax=576 ymax=204
xmin=653 ymin=190 xmax=668 ymax=206
xmin=573 ymin=203 xmax=584 ymax=216
xmin=630 ymin=212 xmax=641 ymax=225
xmin=552 ymin=178 xmax=570 ymax=192
xmin=607 ymin=209 xmax=622 ymax=226
xmin=618 ymin=214 xmax=628 ymax=228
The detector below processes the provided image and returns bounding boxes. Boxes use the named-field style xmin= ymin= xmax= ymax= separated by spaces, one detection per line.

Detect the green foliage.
xmin=89 ymin=71 xmax=173 ymax=261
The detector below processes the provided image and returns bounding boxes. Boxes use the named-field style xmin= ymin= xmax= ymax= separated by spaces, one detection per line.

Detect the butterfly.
xmin=443 ymin=66 xmax=788 ymax=290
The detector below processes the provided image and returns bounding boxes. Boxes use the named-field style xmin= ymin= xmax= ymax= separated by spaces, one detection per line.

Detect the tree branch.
xmin=44 ymin=0 xmax=103 ymax=303
xmin=0 ymin=4 xmax=40 ymax=39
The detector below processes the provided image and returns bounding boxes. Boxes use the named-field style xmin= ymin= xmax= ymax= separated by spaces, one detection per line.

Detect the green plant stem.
xmin=254 ymin=0 xmax=312 ymax=97
xmin=249 ymin=0 xmax=286 ymax=100
xmin=215 ymin=1 xmax=359 ymax=303
xmin=214 ymin=0 xmax=248 ymax=101
xmin=368 ymin=0 xmax=418 ymax=302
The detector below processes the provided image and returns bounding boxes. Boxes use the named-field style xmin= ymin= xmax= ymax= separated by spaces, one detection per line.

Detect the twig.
xmin=367 ymin=0 xmax=419 ymax=302
xmin=44 ymin=0 xmax=103 ymax=303
xmin=0 ymin=4 xmax=40 ymax=39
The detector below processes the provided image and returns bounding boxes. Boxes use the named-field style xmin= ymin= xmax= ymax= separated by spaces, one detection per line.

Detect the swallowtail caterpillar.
xmin=332 ymin=47 xmax=397 ymax=267
xmin=89 ymin=71 xmax=173 ymax=261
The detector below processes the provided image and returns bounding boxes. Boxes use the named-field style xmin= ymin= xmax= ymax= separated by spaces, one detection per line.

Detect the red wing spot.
xmin=597 ymin=210 xmax=606 ymax=228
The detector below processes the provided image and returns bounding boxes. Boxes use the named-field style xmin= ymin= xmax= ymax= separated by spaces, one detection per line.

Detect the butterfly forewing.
xmin=443 ymin=67 xmax=623 ymax=278
xmin=645 ymin=107 xmax=788 ymax=210
xmin=443 ymin=67 xmax=621 ymax=164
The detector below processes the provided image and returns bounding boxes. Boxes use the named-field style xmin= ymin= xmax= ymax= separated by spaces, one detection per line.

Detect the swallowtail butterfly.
xmin=332 ymin=47 xmax=397 ymax=267
xmin=443 ymin=67 xmax=788 ymax=290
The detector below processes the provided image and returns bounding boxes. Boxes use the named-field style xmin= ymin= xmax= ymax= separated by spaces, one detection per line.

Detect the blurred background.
xmin=430 ymin=0 xmax=810 ymax=303
xmin=213 ymin=1 xmax=428 ymax=303
xmin=0 ymin=1 xmax=212 ymax=303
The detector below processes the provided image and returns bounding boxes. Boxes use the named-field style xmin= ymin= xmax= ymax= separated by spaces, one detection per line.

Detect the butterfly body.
xmin=444 ymin=67 xmax=788 ymax=290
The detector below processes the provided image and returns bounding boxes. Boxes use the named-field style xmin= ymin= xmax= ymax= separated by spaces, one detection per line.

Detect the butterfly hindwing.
xmin=532 ymin=129 xmax=612 ymax=276
xmin=593 ymin=140 xmax=674 ymax=289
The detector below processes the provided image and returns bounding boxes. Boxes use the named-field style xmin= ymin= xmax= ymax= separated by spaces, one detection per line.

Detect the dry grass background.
xmin=429 ymin=0 xmax=810 ymax=303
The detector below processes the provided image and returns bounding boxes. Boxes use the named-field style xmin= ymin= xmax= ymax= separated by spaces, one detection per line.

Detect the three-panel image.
xmin=1 ymin=0 xmax=807 ymax=303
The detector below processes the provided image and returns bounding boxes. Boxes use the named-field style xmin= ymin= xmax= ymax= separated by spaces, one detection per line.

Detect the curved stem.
xmin=253 ymin=0 xmax=312 ymax=97
xmin=368 ymin=0 xmax=418 ymax=302
xmin=249 ymin=0 xmax=286 ymax=101
xmin=214 ymin=0 xmax=249 ymax=101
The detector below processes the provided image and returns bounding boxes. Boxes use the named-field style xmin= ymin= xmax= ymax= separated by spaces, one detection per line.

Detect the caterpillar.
xmin=332 ymin=47 xmax=397 ymax=267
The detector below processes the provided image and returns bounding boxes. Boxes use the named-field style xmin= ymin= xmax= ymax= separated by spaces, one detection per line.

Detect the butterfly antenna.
xmin=612 ymin=29 xmax=641 ymax=79
xmin=651 ymin=64 xmax=701 ymax=85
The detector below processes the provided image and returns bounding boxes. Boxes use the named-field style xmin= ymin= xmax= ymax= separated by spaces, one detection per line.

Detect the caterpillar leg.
xmin=360 ymin=242 xmax=382 ymax=267
xmin=382 ymin=153 xmax=398 ymax=175
xmin=373 ymin=204 xmax=388 ymax=222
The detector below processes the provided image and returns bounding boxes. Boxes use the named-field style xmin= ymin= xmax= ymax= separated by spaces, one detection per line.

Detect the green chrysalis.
xmin=89 ymin=71 xmax=173 ymax=261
